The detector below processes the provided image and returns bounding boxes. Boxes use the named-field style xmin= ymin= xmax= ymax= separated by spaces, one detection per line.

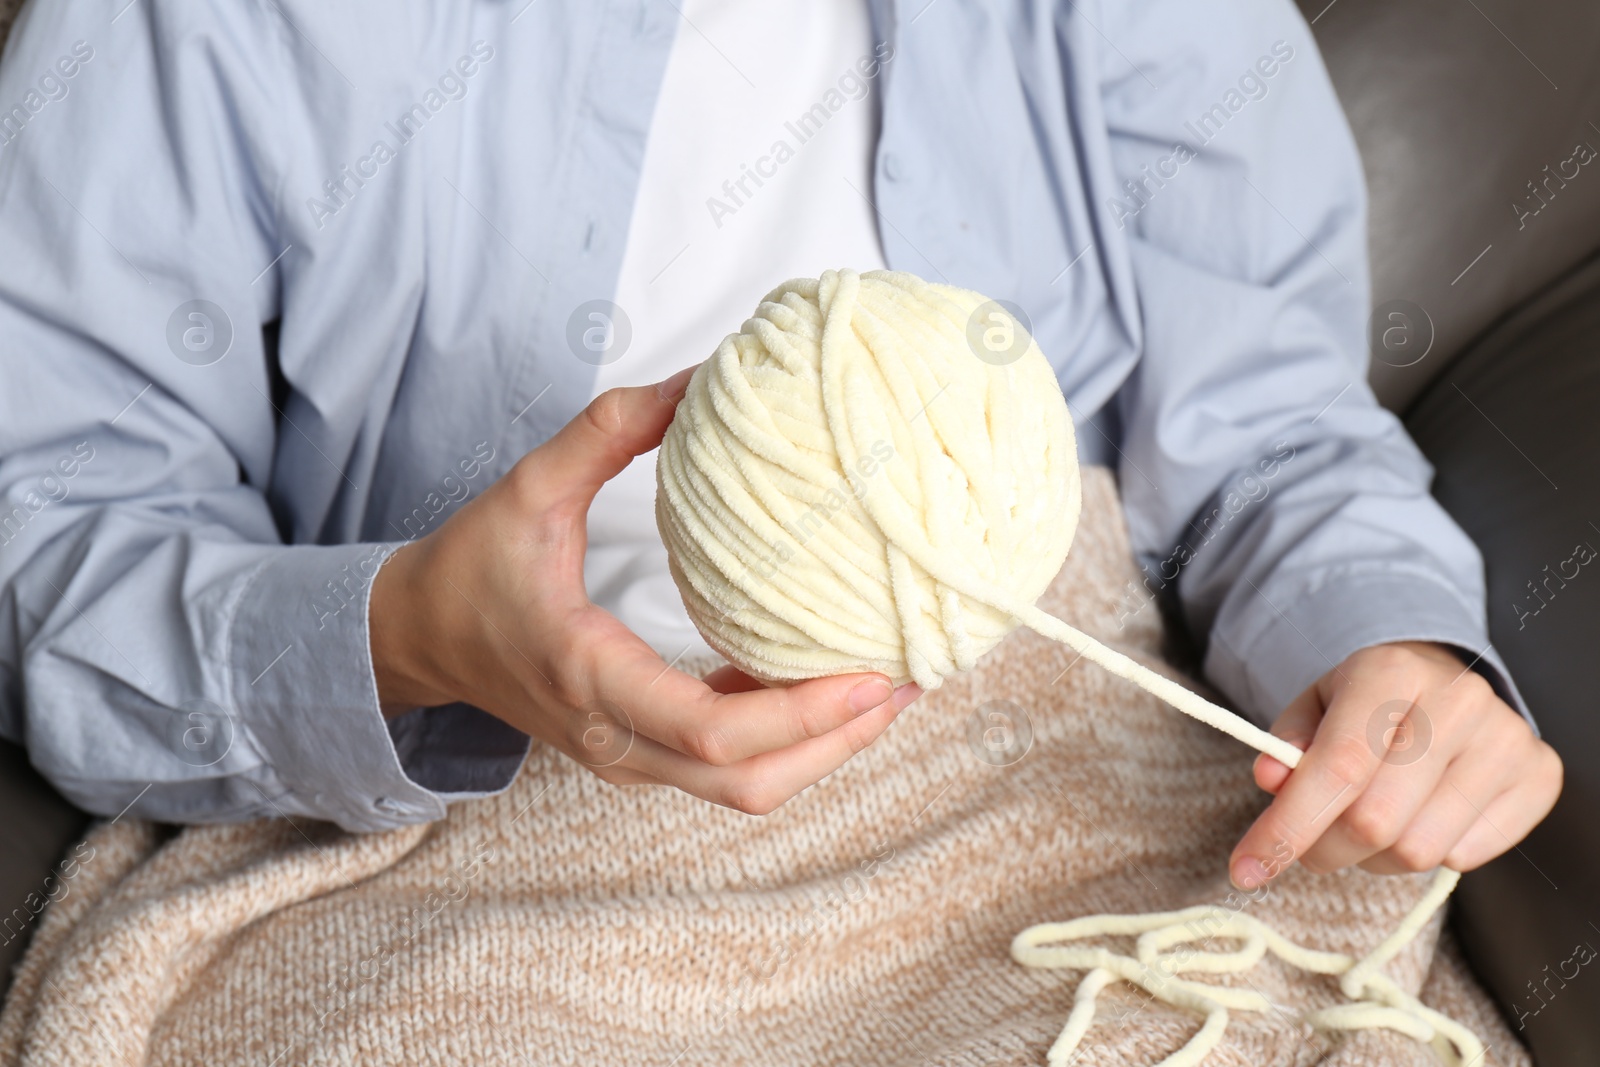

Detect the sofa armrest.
xmin=1406 ymin=250 xmax=1600 ymax=1067
xmin=0 ymin=739 xmax=91 ymax=996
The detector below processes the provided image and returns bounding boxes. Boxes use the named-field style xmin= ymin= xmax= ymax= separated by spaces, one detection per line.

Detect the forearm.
xmin=1096 ymin=0 xmax=1528 ymax=730
xmin=3 ymin=498 xmax=528 ymax=830
xmin=1164 ymin=425 xmax=1532 ymax=731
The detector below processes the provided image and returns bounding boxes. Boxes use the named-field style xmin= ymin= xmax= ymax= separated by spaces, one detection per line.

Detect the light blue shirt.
xmin=0 ymin=0 xmax=1530 ymax=833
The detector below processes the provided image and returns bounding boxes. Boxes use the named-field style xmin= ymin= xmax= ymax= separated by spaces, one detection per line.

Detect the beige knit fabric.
xmin=0 ymin=468 xmax=1528 ymax=1067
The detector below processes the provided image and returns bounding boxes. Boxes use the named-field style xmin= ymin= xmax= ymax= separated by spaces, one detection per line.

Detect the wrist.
xmin=370 ymin=542 xmax=456 ymax=714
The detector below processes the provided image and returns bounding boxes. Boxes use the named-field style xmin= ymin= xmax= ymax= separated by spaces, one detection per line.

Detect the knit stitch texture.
xmin=0 ymin=469 xmax=1528 ymax=1067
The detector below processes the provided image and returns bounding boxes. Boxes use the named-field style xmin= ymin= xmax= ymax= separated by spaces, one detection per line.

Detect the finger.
xmin=1253 ymin=684 xmax=1323 ymax=795
xmin=1229 ymin=671 xmax=1395 ymax=890
xmin=1299 ymin=694 xmax=1466 ymax=873
xmin=597 ymin=633 xmax=917 ymax=766
xmin=525 ymin=365 xmax=699 ymax=512
xmin=601 ymin=688 xmax=913 ymax=814
xmin=1357 ymin=781 xmax=1499 ymax=876
xmin=1445 ymin=739 xmax=1561 ymax=870
xmin=587 ymin=763 xmax=663 ymax=787
xmin=1302 ymin=758 xmax=1449 ymax=874
xmin=1445 ymin=774 xmax=1560 ymax=872
xmin=1359 ymin=734 xmax=1550 ymax=875
xmin=700 ymin=663 xmax=768 ymax=695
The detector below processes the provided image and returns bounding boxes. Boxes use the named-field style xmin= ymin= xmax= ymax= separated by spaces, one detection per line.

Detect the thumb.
xmin=526 ymin=363 xmax=699 ymax=512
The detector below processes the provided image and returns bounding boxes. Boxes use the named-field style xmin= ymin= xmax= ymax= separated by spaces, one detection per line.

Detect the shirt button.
xmin=373 ymin=796 xmax=406 ymax=816
xmin=881 ymin=152 xmax=904 ymax=181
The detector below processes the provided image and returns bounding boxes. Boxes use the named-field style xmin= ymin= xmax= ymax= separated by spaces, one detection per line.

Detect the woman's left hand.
xmin=1228 ymin=641 xmax=1562 ymax=890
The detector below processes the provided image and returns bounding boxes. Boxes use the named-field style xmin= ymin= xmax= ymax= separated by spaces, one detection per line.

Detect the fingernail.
xmin=891 ymin=682 xmax=923 ymax=710
xmin=1231 ymin=856 xmax=1268 ymax=891
xmin=655 ymin=365 xmax=696 ymax=402
xmin=847 ymin=678 xmax=893 ymax=714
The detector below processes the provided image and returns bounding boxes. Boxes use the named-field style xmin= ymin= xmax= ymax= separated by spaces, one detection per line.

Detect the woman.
xmin=0 ymin=0 xmax=1561 ymax=1061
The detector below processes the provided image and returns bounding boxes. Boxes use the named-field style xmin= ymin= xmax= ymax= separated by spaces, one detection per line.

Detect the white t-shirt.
xmin=584 ymin=0 xmax=889 ymax=662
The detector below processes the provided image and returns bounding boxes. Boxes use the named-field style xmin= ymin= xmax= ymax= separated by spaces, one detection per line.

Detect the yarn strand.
xmin=1012 ymin=868 xmax=1478 ymax=1067
xmin=1013 ymin=604 xmax=1308 ymax=771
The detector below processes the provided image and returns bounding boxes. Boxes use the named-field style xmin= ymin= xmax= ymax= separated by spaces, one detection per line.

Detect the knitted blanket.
xmin=0 ymin=467 xmax=1527 ymax=1066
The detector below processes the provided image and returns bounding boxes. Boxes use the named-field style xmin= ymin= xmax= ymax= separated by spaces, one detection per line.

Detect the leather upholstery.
xmin=1297 ymin=0 xmax=1600 ymax=410
xmin=1408 ymin=252 xmax=1600 ymax=1067
xmin=0 ymin=740 xmax=89 ymax=991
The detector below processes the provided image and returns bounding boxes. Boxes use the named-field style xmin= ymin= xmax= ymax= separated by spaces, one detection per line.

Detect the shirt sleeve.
xmin=1092 ymin=0 xmax=1534 ymax=731
xmin=0 ymin=1 xmax=528 ymax=831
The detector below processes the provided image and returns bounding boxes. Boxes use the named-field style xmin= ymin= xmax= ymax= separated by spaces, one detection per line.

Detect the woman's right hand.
xmin=369 ymin=364 xmax=921 ymax=814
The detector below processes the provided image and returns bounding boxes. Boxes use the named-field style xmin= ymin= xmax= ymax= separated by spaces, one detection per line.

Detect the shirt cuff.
xmin=386 ymin=702 xmax=531 ymax=797
xmin=1203 ymin=566 xmax=1537 ymax=737
xmin=226 ymin=542 xmax=529 ymax=832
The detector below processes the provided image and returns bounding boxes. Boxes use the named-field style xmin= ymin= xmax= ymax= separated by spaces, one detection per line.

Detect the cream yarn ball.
xmin=656 ymin=266 xmax=1301 ymax=768
xmin=655 ymin=268 xmax=1079 ymax=692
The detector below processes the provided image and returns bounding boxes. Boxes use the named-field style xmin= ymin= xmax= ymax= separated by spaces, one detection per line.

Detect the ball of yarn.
xmin=655 ymin=269 xmax=1080 ymax=691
